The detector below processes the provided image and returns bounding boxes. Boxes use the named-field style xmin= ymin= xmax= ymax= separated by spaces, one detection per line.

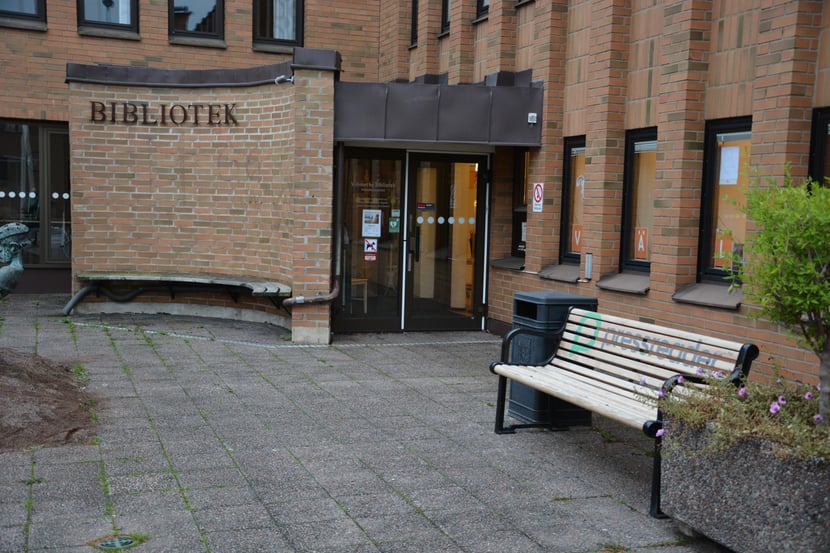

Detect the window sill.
xmin=673 ymin=282 xmax=742 ymax=310
xmin=78 ymin=25 xmax=139 ymax=40
xmin=0 ymin=16 xmax=46 ymax=31
xmin=169 ymin=35 xmax=227 ymax=49
xmin=252 ymin=42 xmax=295 ymax=55
xmin=472 ymin=14 xmax=489 ymax=25
xmin=515 ymin=0 xmax=536 ymax=8
xmin=596 ymin=272 xmax=650 ymax=295
xmin=539 ymin=263 xmax=579 ymax=283
xmin=491 ymin=256 xmax=525 ymax=271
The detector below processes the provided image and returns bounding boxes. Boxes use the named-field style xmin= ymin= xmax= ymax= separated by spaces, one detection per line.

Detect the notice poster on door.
xmin=362 ymin=209 xmax=382 ymax=238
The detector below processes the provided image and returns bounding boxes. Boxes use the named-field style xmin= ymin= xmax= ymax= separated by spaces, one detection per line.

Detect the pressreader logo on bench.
xmin=570 ymin=311 xmax=718 ymax=367
xmin=89 ymin=101 xmax=239 ymax=126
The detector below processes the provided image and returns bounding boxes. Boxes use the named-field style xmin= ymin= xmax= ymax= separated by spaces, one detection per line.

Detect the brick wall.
xmin=485 ymin=0 xmax=830 ymax=386
xmin=67 ymin=59 xmax=337 ymax=344
xmin=0 ymin=0 xmax=378 ymax=122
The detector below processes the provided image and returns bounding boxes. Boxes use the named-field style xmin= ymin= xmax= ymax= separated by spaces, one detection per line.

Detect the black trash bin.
xmin=508 ymin=290 xmax=597 ymax=428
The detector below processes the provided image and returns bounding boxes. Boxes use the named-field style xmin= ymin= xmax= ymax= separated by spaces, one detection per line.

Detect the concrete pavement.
xmin=0 ymin=294 xmax=729 ymax=553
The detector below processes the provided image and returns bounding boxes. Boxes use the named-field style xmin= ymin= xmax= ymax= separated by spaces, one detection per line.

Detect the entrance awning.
xmin=334 ymin=77 xmax=543 ymax=147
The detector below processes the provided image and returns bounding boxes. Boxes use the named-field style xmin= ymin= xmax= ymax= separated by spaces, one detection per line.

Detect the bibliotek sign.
xmin=89 ymin=101 xmax=240 ymax=126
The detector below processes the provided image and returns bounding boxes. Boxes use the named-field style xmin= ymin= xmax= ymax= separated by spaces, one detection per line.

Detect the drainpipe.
xmin=283 ymin=142 xmax=345 ymax=308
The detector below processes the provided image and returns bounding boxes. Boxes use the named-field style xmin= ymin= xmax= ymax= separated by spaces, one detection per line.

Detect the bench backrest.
xmin=559 ymin=308 xmax=760 ymax=399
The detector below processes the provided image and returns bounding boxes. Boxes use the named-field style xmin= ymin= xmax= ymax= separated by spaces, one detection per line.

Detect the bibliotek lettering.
xmin=89 ymin=101 xmax=239 ymax=126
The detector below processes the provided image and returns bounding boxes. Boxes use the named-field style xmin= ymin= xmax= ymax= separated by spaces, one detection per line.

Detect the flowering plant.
xmin=657 ymin=369 xmax=830 ymax=459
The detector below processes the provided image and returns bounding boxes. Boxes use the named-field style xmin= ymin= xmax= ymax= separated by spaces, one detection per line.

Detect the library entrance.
xmin=336 ymin=149 xmax=488 ymax=332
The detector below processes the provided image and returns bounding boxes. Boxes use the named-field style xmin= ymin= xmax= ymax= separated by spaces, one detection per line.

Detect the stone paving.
xmin=0 ymin=294 xmax=730 ymax=553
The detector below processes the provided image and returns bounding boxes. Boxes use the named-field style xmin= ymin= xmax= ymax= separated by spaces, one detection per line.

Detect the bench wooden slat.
xmin=494 ymin=363 xmax=656 ymax=427
xmin=561 ymin=317 xmax=744 ymax=375
xmin=567 ymin=308 xmax=746 ymax=356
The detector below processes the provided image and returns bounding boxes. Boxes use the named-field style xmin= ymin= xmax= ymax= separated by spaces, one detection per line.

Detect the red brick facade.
xmin=4 ymin=1 xmax=830 ymax=381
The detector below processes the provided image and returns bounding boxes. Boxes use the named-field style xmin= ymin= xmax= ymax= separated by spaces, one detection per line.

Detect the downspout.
xmin=283 ymin=142 xmax=345 ymax=308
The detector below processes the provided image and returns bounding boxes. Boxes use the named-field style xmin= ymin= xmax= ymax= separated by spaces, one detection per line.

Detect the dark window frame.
xmin=620 ymin=127 xmax=657 ymax=273
xmin=253 ymin=0 xmax=303 ymax=47
xmin=476 ymin=0 xmax=489 ymax=20
xmin=698 ymin=116 xmax=752 ymax=283
xmin=560 ymin=135 xmax=586 ymax=265
xmin=77 ymin=0 xmax=138 ymax=32
xmin=809 ymin=106 xmax=830 ymax=185
xmin=410 ymin=0 xmax=418 ymax=46
xmin=512 ymin=149 xmax=528 ymax=258
xmin=0 ymin=0 xmax=45 ymax=22
xmin=440 ymin=0 xmax=449 ymax=34
xmin=169 ymin=0 xmax=224 ymax=40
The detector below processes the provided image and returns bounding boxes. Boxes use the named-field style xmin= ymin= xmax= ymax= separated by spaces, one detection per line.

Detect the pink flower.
xmin=658 ymin=389 xmax=665 ymax=398
xmin=778 ymin=395 xmax=787 ymax=405
xmin=738 ymin=387 xmax=747 ymax=397
xmin=769 ymin=401 xmax=780 ymax=414
xmin=677 ymin=376 xmax=685 ymax=385
xmin=815 ymin=414 xmax=824 ymax=423
xmin=805 ymin=392 xmax=813 ymax=401
xmin=639 ymin=378 xmax=647 ymax=386
xmin=696 ymin=368 xmax=705 ymax=375
xmin=656 ymin=429 xmax=664 ymax=438
xmin=715 ymin=371 xmax=725 ymax=379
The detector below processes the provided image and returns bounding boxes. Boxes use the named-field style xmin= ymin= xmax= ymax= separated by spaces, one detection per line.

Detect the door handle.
xmin=414 ymin=226 xmax=420 ymax=263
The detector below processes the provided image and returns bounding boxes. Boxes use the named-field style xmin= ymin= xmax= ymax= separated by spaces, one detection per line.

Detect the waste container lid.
xmin=514 ymin=290 xmax=598 ymax=306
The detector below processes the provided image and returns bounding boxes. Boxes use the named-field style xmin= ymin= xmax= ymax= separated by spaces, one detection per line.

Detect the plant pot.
xmin=661 ymin=425 xmax=830 ymax=553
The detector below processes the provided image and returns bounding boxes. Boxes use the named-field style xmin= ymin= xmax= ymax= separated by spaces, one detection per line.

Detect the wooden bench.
xmin=62 ymin=271 xmax=292 ymax=315
xmin=490 ymin=307 xmax=759 ymax=517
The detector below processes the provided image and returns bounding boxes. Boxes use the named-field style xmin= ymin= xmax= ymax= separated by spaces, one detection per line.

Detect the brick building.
xmin=2 ymin=1 xmax=829 ymax=383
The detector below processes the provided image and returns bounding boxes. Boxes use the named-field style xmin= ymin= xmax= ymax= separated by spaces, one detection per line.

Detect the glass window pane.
xmin=630 ymin=144 xmax=656 ymax=262
xmin=709 ymin=136 xmax=750 ymax=271
xmin=567 ymin=148 xmax=586 ymax=255
xmin=0 ymin=0 xmax=38 ymax=15
xmin=83 ymin=0 xmax=132 ymax=24
xmin=254 ymin=0 xmax=298 ymax=42
xmin=173 ymin=0 xmax=218 ymax=33
xmin=0 ymin=122 xmax=40 ymax=264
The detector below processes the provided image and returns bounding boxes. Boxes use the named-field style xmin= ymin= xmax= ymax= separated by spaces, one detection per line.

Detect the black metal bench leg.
xmin=650 ymin=436 xmax=667 ymax=518
xmin=494 ymin=375 xmax=515 ymax=434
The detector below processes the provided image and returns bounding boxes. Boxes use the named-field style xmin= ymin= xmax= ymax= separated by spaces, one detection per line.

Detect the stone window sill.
xmin=596 ymin=272 xmax=650 ymax=295
xmin=673 ymin=282 xmax=742 ymax=310
xmin=539 ymin=263 xmax=579 ymax=283
xmin=491 ymin=257 xmax=525 ymax=271
xmin=0 ymin=16 xmax=46 ymax=31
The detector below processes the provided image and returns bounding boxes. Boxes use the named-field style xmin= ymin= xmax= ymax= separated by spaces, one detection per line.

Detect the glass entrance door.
xmin=335 ymin=149 xmax=487 ymax=332
xmin=404 ymin=154 xmax=486 ymax=331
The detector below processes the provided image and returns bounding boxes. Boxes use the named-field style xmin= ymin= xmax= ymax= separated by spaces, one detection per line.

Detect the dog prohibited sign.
xmin=532 ymin=182 xmax=544 ymax=213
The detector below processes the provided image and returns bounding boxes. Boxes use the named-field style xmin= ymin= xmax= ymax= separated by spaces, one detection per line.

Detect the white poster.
xmin=362 ymin=209 xmax=382 ymax=238
xmin=719 ymin=146 xmax=740 ymax=185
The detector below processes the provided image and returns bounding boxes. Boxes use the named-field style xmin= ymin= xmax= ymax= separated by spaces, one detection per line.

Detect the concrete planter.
xmin=660 ymin=425 xmax=830 ymax=553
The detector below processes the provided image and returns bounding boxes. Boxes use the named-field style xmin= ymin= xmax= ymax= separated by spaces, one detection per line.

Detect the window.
xmin=0 ymin=0 xmax=45 ymax=22
xmin=512 ymin=150 xmax=528 ymax=257
xmin=621 ymin=128 xmax=657 ymax=271
xmin=410 ymin=0 xmax=418 ymax=46
xmin=809 ymin=107 xmax=830 ymax=185
xmin=440 ymin=0 xmax=449 ymax=34
xmin=699 ymin=117 xmax=751 ymax=281
xmin=170 ymin=0 xmax=223 ymax=38
xmin=79 ymin=0 xmax=137 ymax=30
xmin=254 ymin=0 xmax=302 ymax=46
xmin=0 ymin=121 xmax=71 ymax=266
xmin=560 ymin=137 xmax=586 ymax=263
xmin=476 ymin=0 xmax=489 ymax=19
